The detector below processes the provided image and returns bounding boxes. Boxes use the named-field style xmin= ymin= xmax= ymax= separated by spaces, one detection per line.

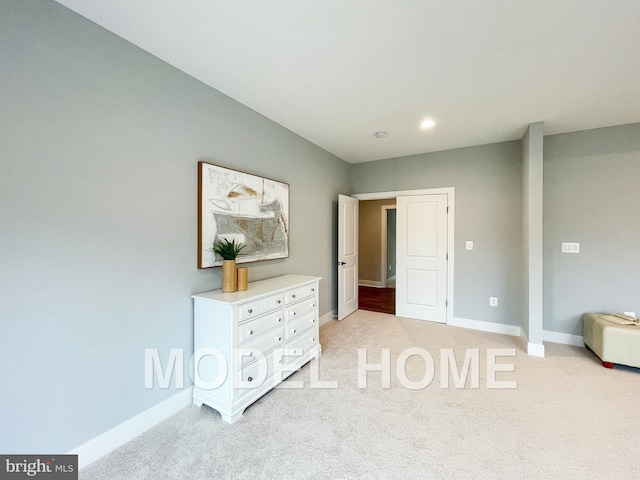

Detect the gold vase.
xmin=237 ymin=267 xmax=248 ymax=291
xmin=222 ymin=259 xmax=237 ymax=293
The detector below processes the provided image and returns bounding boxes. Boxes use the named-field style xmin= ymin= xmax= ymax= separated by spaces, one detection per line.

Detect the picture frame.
xmin=198 ymin=161 xmax=290 ymax=268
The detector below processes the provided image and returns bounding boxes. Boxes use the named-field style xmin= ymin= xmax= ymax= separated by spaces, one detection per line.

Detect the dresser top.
xmin=192 ymin=274 xmax=321 ymax=304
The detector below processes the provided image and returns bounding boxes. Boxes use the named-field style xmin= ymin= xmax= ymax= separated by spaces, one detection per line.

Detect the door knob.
xmin=338 ymin=261 xmax=346 ymax=266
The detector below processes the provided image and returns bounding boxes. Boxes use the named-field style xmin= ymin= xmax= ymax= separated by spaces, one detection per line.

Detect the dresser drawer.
xmin=282 ymin=331 xmax=318 ymax=363
xmin=239 ymin=311 xmax=284 ymax=345
xmin=238 ymin=352 xmax=273 ymax=398
xmin=239 ymin=328 xmax=284 ymax=367
xmin=285 ymin=312 xmax=317 ymax=341
xmin=285 ymin=283 xmax=317 ymax=305
xmin=259 ymin=293 xmax=285 ymax=312
xmin=284 ymin=297 xmax=317 ymax=322
xmin=239 ymin=293 xmax=284 ymax=321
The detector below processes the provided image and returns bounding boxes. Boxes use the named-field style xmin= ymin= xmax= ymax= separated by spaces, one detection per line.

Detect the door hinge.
xmin=446 ymin=253 xmax=449 ymax=260
xmin=447 ymin=206 xmax=449 ymax=213
xmin=446 ymin=299 xmax=449 ymax=307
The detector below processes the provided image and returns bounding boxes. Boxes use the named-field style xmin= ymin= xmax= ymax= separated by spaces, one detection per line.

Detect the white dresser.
xmin=192 ymin=274 xmax=321 ymax=423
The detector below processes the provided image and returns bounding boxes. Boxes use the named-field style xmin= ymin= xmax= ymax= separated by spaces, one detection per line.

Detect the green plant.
xmin=210 ymin=238 xmax=246 ymax=260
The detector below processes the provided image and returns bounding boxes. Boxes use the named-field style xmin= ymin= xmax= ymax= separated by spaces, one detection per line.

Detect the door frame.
xmin=353 ymin=188 xmax=455 ymax=325
xmin=380 ymin=205 xmax=396 ymax=289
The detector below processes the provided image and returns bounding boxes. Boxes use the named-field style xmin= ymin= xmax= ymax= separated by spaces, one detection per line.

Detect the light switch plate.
xmin=489 ymin=297 xmax=498 ymax=307
xmin=562 ymin=243 xmax=580 ymax=253
xmin=466 ymin=241 xmax=473 ymax=250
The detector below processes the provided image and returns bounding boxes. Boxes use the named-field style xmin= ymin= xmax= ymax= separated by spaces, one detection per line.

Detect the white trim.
xmin=451 ymin=317 xmax=544 ymax=357
xmin=450 ymin=316 xmax=522 ymax=337
xmin=71 ymin=387 xmax=193 ymax=470
xmin=520 ymin=329 xmax=545 ymax=357
xmin=359 ymin=279 xmax=383 ymax=288
xmin=353 ymin=188 xmax=455 ymax=326
xmin=354 ymin=188 xmax=454 ymax=200
xmin=543 ymin=330 xmax=584 ymax=347
xmin=319 ymin=310 xmax=335 ymax=327
xmin=527 ymin=342 xmax=545 ymax=357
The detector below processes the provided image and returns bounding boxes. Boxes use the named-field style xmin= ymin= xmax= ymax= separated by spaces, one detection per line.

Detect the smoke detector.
xmin=374 ymin=131 xmax=387 ymax=138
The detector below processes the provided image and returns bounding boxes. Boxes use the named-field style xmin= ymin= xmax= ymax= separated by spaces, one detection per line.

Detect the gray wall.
xmin=351 ymin=142 xmax=524 ymax=326
xmin=358 ymin=199 xmax=396 ymax=283
xmin=352 ymin=123 xmax=640 ymax=337
xmin=543 ymin=123 xmax=640 ymax=335
xmin=0 ymin=1 xmax=349 ymax=454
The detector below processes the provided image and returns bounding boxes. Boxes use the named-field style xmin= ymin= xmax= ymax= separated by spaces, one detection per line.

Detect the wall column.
xmin=522 ymin=122 xmax=545 ymax=356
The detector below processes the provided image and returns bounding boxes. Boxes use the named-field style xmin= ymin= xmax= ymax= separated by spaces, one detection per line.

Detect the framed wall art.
xmin=198 ymin=161 xmax=290 ymax=268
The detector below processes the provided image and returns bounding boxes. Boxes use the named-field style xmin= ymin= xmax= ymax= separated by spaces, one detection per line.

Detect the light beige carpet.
xmin=80 ymin=310 xmax=640 ymax=479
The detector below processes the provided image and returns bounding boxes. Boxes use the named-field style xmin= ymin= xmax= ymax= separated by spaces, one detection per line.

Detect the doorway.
xmin=351 ymin=188 xmax=455 ymax=325
xmin=358 ymin=200 xmax=396 ymax=314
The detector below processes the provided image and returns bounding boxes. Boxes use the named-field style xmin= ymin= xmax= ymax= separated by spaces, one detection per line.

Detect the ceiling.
xmin=54 ymin=1 xmax=640 ymax=164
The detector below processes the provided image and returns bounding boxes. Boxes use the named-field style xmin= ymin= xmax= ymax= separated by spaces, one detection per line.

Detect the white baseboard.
xmin=70 ymin=387 xmax=193 ymax=470
xmin=543 ymin=330 xmax=584 ymax=347
xmin=450 ymin=316 xmax=522 ymax=337
xmin=358 ymin=280 xmax=383 ymax=288
xmin=526 ymin=342 xmax=545 ymax=357
xmin=450 ymin=316 xmax=585 ymax=355
xmin=451 ymin=317 xmax=548 ymax=356
xmin=319 ymin=310 xmax=335 ymax=327
xmin=520 ymin=330 xmax=545 ymax=357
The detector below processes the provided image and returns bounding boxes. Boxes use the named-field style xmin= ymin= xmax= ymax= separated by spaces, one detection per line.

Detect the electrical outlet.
xmin=490 ymin=297 xmax=498 ymax=307
xmin=466 ymin=241 xmax=474 ymax=250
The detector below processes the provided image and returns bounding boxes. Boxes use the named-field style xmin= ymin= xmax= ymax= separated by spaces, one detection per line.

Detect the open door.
xmin=338 ymin=194 xmax=358 ymax=320
xmin=396 ymin=194 xmax=448 ymax=322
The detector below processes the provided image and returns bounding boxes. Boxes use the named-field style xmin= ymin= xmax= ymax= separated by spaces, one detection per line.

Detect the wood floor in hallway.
xmin=358 ymin=285 xmax=395 ymax=314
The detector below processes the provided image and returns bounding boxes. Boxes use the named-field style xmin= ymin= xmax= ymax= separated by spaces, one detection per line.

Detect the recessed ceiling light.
xmin=420 ymin=120 xmax=436 ymax=129
xmin=374 ymin=131 xmax=387 ymax=138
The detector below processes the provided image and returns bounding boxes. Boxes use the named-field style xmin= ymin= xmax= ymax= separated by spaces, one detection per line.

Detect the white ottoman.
xmin=582 ymin=313 xmax=640 ymax=369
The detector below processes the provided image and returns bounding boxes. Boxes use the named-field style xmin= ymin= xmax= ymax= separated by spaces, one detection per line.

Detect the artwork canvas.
xmin=198 ymin=162 xmax=289 ymax=268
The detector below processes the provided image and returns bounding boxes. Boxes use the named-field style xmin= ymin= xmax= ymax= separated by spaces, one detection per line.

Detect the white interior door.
xmin=396 ymin=194 xmax=448 ymax=322
xmin=338 ymin=194 xmax=358 ymax=320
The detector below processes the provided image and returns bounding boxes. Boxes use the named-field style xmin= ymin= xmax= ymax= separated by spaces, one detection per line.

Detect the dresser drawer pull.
xmin=248 ymin=351 xmax=253 ymax=357
xmin=292 ymin=350 xmax=298 ymax=355
xmin=292 ymin=312 xmax=296 ymax=316
xmin=312 ymin=303 xmax=315 ymax=307
xmin=312 ymin=319 xmax=315 ymax=323
xmin=247 ymin=376 xmax=253 ymax=382
xmin=277 ymin=300 xmax=282 ymax=304
xmin=278 ymin=336 xmax=282 ymax=341
xmin=312 ymin=338 xmax=315 ymax=342
xmin=249 ymin=330 xmax=253 ymax=335
xmin=278 ymin=318 xmax=282 ymax=322
xmin=248 ymin=309 xmax=253 ymax=314
xmin=292 ymin=329 xmax=297 ymax=334
xmin=292 ymin=294 xmax=296 ymax=299
xmin=311 ymin=288 xmax=315 ymax=292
